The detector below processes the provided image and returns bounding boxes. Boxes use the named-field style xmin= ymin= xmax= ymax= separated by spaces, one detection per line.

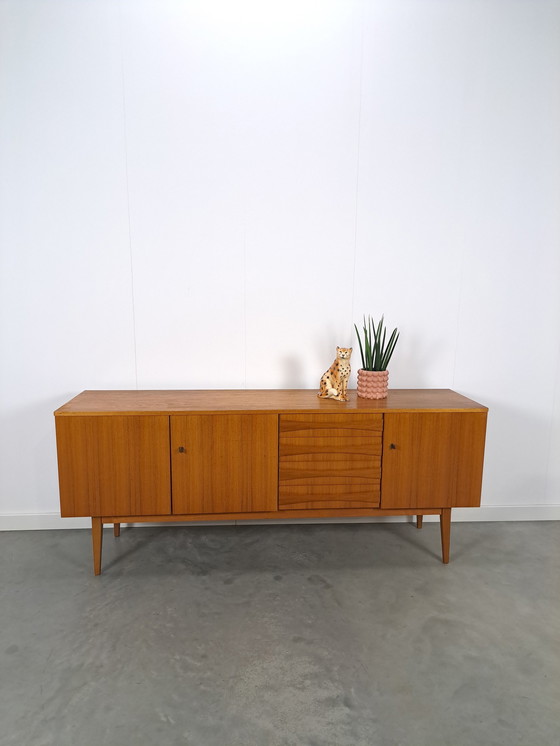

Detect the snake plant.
xmin=354 ymin=315 xmax=399 ymax=371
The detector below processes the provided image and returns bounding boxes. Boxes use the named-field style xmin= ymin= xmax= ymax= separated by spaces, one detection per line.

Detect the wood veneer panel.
xmin=279 ymin=483 xmax=382 ymax=509
xmin=279 ymin=414 xmax=382 ymax=509
xmin=381 ymin=412 xmax=487 ymax=509
xmin=280 ymin=453 xmax=381 ymax=481
xmin=54 ymin=389 xmax=488 ymax=416
xmin=280 ymin=414 xmax=384 ymax=432
xmin=102 ymin=508 xmax=443 ymax=523
xmin=56 ymin=416 xmax=171 ymax=517
xmin=170 ymin=414 xmax=278 ymax=514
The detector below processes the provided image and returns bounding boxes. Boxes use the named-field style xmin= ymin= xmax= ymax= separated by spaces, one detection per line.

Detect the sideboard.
xmin=54 ymin=389 xmax=488 ymax=574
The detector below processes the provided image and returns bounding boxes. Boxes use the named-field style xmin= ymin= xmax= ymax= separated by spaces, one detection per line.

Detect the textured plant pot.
xmin=357 ymin=369 xmax=389 ymax=399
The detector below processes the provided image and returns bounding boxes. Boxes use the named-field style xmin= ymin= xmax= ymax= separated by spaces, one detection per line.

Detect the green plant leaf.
xmin=380 ymin=329 xmax=399 ymax=370
xmin=353 ymin=314 xmax=399 ymax=372
xmin=354 ymin=323 xmax=366 ymax=369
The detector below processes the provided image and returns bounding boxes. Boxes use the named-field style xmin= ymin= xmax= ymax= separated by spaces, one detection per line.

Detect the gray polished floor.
xmin=1 ymin=521 xmax=559 ymax=746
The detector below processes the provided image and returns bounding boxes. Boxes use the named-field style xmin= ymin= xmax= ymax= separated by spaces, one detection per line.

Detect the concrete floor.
xmin=1 ymin=521 xmax=559 ymax=746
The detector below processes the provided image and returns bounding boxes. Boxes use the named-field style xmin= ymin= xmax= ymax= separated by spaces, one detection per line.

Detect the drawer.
xmin=279 ymin=414 xmax=382 ymax=510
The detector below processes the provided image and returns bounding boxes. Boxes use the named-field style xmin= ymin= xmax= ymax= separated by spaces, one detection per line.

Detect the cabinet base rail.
xmin=91 ymin=508 xmax=451 ymax=576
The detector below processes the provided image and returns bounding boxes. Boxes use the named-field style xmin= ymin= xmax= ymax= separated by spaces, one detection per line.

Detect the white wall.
xmin=1 ymin=0 xmax=559 ymax=526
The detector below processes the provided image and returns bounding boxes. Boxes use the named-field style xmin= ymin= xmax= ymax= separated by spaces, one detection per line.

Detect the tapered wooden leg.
xmin=440 ymin=508 xmax=451 ymax=564
xmin=92 ymin=517 xmax=103 ymax=576
xmin=416 ymin=515 xmax=423 ymax=529
xmin=113 ymin=523 xmax=121 ymax=537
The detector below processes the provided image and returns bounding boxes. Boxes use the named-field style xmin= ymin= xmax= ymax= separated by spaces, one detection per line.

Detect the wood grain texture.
xmin=92 ymin=517 xmax=102 ymax=576
xmin=279 ymin=414 xmax=382 ymax=509
xmin=440 ymin=508 xmax=451 ymax=563
xmin=381 ymin=412 xmax=487 ymax=509
xmin=54 ymin=389 xmax=488 ymax=416
xmin=101 ymin=508 xmax=444 ymax=523
xmin=52 ymin=389 xmax=489 ymax=573
xmin=170 ymin=414 xmax=278 ymax=514
xmin=56 ymin=416 xmax=171 ymax=517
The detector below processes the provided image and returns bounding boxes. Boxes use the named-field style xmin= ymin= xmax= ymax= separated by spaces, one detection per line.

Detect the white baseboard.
xmin=0 ymin=505 xmax=559 ymax=531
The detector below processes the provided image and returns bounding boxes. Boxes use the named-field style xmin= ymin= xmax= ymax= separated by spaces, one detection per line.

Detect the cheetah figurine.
xmin=318 ymin=346 xmax=352 ymax=402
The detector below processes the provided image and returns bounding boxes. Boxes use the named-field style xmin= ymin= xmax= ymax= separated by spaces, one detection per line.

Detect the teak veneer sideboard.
xmin=54 ymin=389 xmax=488 ymax=575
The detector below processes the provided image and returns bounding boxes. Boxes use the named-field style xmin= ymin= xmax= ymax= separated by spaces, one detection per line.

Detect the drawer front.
xmin=279 ymin=414 xmax=382 ymax=510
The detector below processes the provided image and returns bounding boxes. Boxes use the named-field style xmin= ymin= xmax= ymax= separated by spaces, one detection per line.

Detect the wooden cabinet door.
xmin=56 ymin=416 xmax=171 ymax=517
xmin=279 ymin=414 xmax=382 ymax=510
xmin=381 ymin=412 xmax=487 ymax=509
xmin=170 ymin=414 xmax=278 ymax=514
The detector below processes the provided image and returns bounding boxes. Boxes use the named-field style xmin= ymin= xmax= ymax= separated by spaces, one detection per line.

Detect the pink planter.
xmin=357 ymin=369 xmax=389 ymax=399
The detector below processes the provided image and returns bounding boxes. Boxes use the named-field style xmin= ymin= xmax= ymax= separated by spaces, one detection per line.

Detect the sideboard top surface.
xmin=54 ymin=389 xmax=487 ymax=416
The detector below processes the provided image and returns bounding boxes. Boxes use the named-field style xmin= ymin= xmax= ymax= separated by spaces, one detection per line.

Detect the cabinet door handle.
xmin=178 ymin=446 xmax=186 ymax=453
xmin=389 ymin=443 xmax=396 ymax=450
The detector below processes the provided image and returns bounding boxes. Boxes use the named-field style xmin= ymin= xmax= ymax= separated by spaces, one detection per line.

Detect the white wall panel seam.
xmin=350 ymin=0 xmax=365 ymax=332
xmin=118 ymin=1 xmax=138 ymax=389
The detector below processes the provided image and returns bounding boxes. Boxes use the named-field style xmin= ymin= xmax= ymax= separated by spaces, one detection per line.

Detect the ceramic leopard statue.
xmin=318 ymin=346 xmax=352 ymax=402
